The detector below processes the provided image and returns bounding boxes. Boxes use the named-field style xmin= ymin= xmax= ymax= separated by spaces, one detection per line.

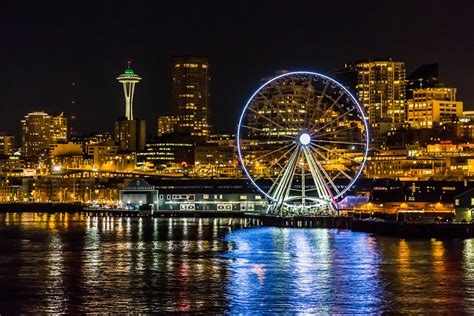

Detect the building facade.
xmin=21 ymin=112 xmax=52 ymax=157
xmin=157 ymin=115 xmax=177 ymax=136
xmin=50 ymin=113 xmax=68 ymax=143
xmin=115 ymin=118 xmax=146 ymax=152
xmin=171 ymin=56 xmax=210 ymax=137
xmin=356 ymin=59 xmax=406 ymax=148
xmin=356 ymin=59 xmax=406 ymax=125
xmin=0 ymin=134 xmax=15 ymax=155
xmin=407 ymin=87 xmax=463 ymax=128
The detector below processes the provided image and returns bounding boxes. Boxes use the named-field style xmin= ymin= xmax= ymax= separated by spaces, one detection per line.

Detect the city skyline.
xmin=0 ymin=0 xmax=473 ymax=137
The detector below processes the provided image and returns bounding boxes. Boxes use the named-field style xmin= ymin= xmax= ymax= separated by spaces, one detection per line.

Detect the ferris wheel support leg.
xmin=267 ymin=148 xmax=300 ymax=216
xmin=303 ymin=147 xmax=338 ymax=213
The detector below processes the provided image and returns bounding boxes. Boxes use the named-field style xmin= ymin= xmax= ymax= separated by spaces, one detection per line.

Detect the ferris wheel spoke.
xmin=315 ymin=126 xmax=356 ymax=138
xmin=302 ymin=146 xmax=336 ymax=205
xmin=249 ymin=139 xmax=294 ymax=146
xmin=275 ymin=84 xmax=302 ymax=131
xmin=253 ymin=142 xmax=295 ymax=162
xmin=260 ymin=94 xmax=293 ymax=129
xmin=304 ymin=84 xmax=315 ymax=130
xmin=265 ymin=144 xmax=298 ymax=175
xmin=312 ymin=139 xmax=366 ymax=146
xmin=307 ymin=81 xmax=329 ymax=129
xmin=304 ymin=146 xmax=341 ymax=196
xmin=313 ymin=154 xmax=341 ymax=196
xmin=241 ymin=125 xmax=295 ymax=140
xmin=247 ymin=107 xmax=287 ymax=130
xmin=310 ymin=143 xmax=362 ymax=166
xmin=310 ymin=145 xmax=354 ymax=183
xmin=255 ymin=143 xmax=298 ymax=181
xmin=312 ymin=107 xmax=356 ymax=134
xmin=268 ymin=147 xmax=300 ymax=209
xmin=311 ymin=143 xmax=335 ymax=153
xmin=319 ymin=92 xmax=345 ymax=122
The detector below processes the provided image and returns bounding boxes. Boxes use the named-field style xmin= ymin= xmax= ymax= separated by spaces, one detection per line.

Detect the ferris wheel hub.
xmin=299 ymin=133 xmax=311 ymax=146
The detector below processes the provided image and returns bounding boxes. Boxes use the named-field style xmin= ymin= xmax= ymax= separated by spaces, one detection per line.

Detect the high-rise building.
xmin=171 ymin=56 xmax=210 ymax=137
xmin=407 ymin=87 xmax=463 ymax=128
xmin=117 ymin=62 xmax=142 ymax=120
xmin=115 ymin=118 xmax=146 ymax=152
xmin=157 ymin=115 xmax=177 ymax=136
xmin=21 ymin=112 xmax=51 ymax=157
xmin=406 ymin=64 xmax=438 ymax=100
xmin=356 ymin=59 xmax=406 ymax=125
xmin=51 ymin=113 xmax=68 ymax=143
xmin=353 ymin=59 xmax=406 ymax=148
xmin=0 ymin=133 xmax=15 ymax=155
xmin=115 ymin=63 xmax=146 ymax=152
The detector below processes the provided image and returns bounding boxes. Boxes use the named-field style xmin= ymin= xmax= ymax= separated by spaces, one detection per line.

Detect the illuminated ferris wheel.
xmin=237 ymin=71 xmax=369 ymax=215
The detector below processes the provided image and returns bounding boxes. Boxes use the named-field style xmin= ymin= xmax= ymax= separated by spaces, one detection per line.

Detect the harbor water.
xmin=0 ymin=212 xmax=474 ymax=313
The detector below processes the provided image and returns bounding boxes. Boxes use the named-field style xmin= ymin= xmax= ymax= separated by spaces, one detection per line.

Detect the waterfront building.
xmin=171 ymin=56 xmax=211 ymax=137
xmin=407 ymin=87 xmax=463 ymax=128
xmin=50 ymin=113 xmax=68 ymax=143
xmin=120 ymin=178 xmax=266 ymax=211
xmin=21 ymin=111 xmax=51 ymax=157
xmin=454 ymin=188 xmax=474 ymax=221
xmin=0 ymin=133 xmax=15 ymax=155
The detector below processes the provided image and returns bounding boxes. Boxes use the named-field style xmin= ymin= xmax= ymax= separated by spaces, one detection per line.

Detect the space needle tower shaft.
xmin=117 ymin=61 xmax=142 ymax=120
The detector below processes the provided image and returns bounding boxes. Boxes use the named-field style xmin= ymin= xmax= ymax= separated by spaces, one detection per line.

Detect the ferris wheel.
xmin=237 ymin=71 xmax=369 ymax=215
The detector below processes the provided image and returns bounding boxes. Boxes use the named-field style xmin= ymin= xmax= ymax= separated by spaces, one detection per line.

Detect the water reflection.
xmin=1 ymin=213 xmax=474 ymax=313
xmin=224 ymin=228 xmax=383 ymax=314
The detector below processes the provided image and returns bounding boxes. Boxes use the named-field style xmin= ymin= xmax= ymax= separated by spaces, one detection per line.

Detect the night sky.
xmin=1 ymin=0 xmax=473 ymax=138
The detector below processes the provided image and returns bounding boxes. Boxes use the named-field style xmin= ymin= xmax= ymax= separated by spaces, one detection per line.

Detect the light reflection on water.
xmin=224 ymin=228 xmax=383 ymax=314
xmin=0 ymin=213 xmax=474 ymax=313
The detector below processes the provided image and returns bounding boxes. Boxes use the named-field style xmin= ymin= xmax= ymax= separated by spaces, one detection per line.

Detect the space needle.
xmin=117 ymin=61 xmax=142 ymax=120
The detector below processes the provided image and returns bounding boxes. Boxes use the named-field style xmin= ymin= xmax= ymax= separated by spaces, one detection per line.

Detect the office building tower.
xmin=115 ymin=118 xmax=146 ymax=152
xmin=356 ymin=59 xmax=406 ymax=125
xmin=171 ymin=56 xmax=210 ymax=137
xmin=51 ymin=113 xmax=68 ymax=143
xmin=0 ymin=133 xmax=15 ymax=155
xmin=407 ymin=87 xmax=463 ymax=128
xmin=157 ymin=115 xmax=177 ymax=136
xmin=21 ymin=112 xmax=51 ymax=157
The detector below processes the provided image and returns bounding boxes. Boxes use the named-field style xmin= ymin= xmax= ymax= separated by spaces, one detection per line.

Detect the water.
xmin=1 ymin=213 xmax=474 ymax=313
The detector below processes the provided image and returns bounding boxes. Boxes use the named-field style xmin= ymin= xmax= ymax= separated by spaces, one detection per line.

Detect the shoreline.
xmin=0 ymin=203 xmax=473 ymax=238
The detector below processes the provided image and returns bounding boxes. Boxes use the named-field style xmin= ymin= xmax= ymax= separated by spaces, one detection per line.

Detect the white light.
xmin=52 ymin=165 xmax=62 ymax=172
xmin=299 ymin=133 xmax=311 ymax=145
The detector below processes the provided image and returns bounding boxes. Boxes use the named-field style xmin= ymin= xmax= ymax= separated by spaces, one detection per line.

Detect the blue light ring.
xmin=236 ymin=71 xmax=370 ymax=204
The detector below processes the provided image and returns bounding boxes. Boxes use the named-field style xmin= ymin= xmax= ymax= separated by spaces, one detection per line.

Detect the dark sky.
xmin=1 ymin=0 xmax=473 ymax=138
